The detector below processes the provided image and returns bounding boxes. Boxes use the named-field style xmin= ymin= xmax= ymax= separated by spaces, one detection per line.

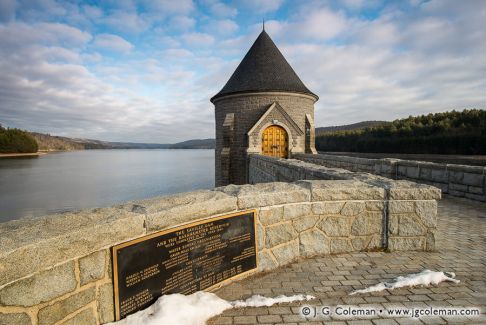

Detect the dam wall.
xmin=247 ymin=154 xmax=440 ymax=254
xmin=1 ymin=158 xmax=439 ymax=324
xmin=293 ymin=153 xmax=486 ymax=202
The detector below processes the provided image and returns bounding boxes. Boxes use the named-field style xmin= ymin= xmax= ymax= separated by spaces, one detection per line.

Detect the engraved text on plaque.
xmin=112 ymin=210 xmax=257 ymax=320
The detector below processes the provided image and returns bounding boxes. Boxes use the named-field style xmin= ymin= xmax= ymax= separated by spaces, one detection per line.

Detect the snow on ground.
xmin=350 ymin=269 xmax=460 ymax=295
xmin=110 ymin=292 xmax=315 ymax=325
xmin=231 ymin=294 xmax=315 ymax=308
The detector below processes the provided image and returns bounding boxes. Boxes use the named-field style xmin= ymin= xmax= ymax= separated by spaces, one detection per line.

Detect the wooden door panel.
xmin=262 ymin=126 xmax=288 ymax=158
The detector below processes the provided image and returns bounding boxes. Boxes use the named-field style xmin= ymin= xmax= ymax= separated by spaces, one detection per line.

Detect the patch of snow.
xmin=350 ymin=269 xmax=460 ymax=295
xmin=109 ymin=292 xmax=231 ymax=325
xmin=231 ymin=294 xmax=315 ymax=308
xmin=110 ymin=292 xmax=315 ymax=325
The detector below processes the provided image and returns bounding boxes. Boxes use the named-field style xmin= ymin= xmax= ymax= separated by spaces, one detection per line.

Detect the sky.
xmin=0 ymin=0 xmax=485 ymax=143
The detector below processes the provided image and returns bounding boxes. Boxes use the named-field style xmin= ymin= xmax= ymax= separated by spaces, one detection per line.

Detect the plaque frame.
xmin=111 ymin=209 xmax=258 ymax=320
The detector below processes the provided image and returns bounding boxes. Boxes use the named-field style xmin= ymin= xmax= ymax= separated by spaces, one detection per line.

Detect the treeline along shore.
xmin=316 ymin=109 xmax=486 ymax=155
xmin=0 ymin=125 xmax=38 ymax=153
xmin=0 ymin=124 xmax=216 ymax=154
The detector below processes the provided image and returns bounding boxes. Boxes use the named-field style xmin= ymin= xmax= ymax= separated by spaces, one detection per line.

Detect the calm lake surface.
xmin=0 ymin=149 xmax=214 ymax=223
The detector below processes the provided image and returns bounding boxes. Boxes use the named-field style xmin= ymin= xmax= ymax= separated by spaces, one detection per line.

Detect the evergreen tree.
xmin=0 ymin=125 xmax=39 ymax=153
xmin=315 ymin=109 xmax=486 ymax=154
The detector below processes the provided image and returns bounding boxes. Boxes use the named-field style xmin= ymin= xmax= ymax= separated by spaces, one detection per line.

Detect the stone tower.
xmin=211 ymin=29 xmax=318 ymax=186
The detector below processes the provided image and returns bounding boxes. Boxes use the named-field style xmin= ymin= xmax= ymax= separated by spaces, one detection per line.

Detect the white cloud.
xmin=162 ymin=48 xmax=193 ymax=58
xmin=261 ymin=8 xmax=348 ymax=42
xmin=237 ymin=0 xmax=285 ymax=13
xmin=0 ymin=0 xmax=485 ymax=143
xmin=214 ymin=33 xmax=256 ymax=57
xmin=169 ymin=15 xmax=196 ymax=30
xmin=82 ymin=52 xmax=103 ymax=63
xmin=0 ymin=19 xmax=215 ymax=143
xmin=152 ymin=33 xmax=182 ymax=48
xmin=0 ymin=43 xmax=212 ymax=142
xmin=201 ymin=0 xmax=237 ymax=17
xmin=182 ymin=32 xmax=215 ymax=47
xmin=0 ymin=0 xmax=16 ymax=22
xmin=403 ymin=17 xmax=452 ymax=51
xmin=266 ymin=0 xmax=486 ymax=127
xmin=15 ymin=0 xmax=68 ymax=21
xmin=286 ymin=41 xmax=486 ymax=127
xmin=203 ymin=19 xmax=238 ymax=36
xmin=350 ymin=18 xmax=399 ymax=47
xmin=342 ymin=0 xmax=366 ymax=10
xmin=93 ymin=34 xmax=134 ymax=53
xmin=82 ymin=5 xmax=103 ymax=20
xmin=105 ymin=12 xmax=148 ymax=33
xmin=341 ymin=0 xmax=384 ymax=11
xmin=141 ymin=0 xmax=194 ymax=16
xmin=0 ymin=22 xmax=91 ymax=54
xmin=300 ymin=8 xmax=347 ymax=40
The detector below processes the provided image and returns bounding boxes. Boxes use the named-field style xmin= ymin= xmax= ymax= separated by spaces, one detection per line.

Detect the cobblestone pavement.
xmin=208 ymin=196 xmax=486 ymax=325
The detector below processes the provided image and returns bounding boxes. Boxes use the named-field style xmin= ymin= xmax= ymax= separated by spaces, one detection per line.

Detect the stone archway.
xmin=262 ymin=125 xmax=288 ymax=158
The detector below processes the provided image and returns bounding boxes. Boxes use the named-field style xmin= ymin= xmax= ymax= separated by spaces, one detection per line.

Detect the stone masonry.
xmin=214 ymin=92 xmax=316 ymax=186
xmin=295 ymin=153 xmax=486 ymax=202
xmin=208 ymin=195 xmax=486 ymax=325
xmin=0 ymin=177 xmax=439 ymax=324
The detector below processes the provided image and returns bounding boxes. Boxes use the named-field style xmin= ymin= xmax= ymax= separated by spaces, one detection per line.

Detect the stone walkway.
xmin=208 ymin=195 xmax=486 ymax=325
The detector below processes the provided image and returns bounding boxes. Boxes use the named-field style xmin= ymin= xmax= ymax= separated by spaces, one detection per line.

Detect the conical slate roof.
xmin=211 ymin=30 xmax=318 ymax=102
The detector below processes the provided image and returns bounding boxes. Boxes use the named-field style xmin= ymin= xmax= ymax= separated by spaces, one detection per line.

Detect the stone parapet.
xmin=0 ymin=177 xmax=438 ymax=324
xmin=294 ymin=153 xmax=485 ymax=202
xmin=248 ymin=154 xmax=440 ymax=252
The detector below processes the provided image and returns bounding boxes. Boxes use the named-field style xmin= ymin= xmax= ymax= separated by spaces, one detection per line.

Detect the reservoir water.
xmin=0 ymin=149 xmax=214 ymax=223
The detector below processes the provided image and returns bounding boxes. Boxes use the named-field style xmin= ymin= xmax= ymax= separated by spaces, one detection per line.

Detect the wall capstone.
xmin=294 ymin=153 xmax=485 ymax=202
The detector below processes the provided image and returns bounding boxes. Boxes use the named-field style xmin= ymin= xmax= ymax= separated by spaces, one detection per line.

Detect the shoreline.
xmin=0 ymin=152 xmax=48 ymax=158
xmin=0 ymin=149 xmax=215 ymax=158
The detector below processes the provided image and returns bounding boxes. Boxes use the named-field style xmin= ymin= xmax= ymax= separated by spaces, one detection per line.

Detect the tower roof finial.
xmin=263 ymin=18 xmax=265 ymax=31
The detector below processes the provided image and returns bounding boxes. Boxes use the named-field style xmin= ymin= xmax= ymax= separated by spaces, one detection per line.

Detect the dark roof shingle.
xmin=211 ymin=30 xmax=318 ymax=102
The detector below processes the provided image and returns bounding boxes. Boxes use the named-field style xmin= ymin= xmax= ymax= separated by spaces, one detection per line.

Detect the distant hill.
xmin=99 ymin=142 xmax=171 ymax=149
xmin=316 ymin=121 xmax=389 ymax=134
xmin=169 ymin=139 xmax=215 ymax=149
xmin=31 ymin=133 xmax=104 ymax=151
xmin=94 ymin=139 xmax=215 ymax=149
xmin=316 ymin=109 xmax=486 ymax=154
xmin=29 ymin=132 xmax=215 ymax=150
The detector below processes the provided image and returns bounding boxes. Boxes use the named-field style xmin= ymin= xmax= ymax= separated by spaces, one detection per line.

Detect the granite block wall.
xmin=294 ymin=153 xmax=486 ymax=202
xmin=0 ymin=178 xmax=439 ymax=324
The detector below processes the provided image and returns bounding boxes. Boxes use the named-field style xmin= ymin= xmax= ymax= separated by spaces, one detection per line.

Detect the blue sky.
xmin=0 ymin=0 xmax=485 ymax=143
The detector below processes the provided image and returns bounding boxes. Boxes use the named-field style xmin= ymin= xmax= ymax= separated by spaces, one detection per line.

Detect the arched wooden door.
xmin=262 ymin=125 xmax=288 ymax=158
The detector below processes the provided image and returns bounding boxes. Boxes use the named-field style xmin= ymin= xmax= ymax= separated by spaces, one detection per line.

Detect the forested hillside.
xmin=316 ymin=121 xmax=388 ymax=134
xmin=0 ymin=125 xmax=38 ymax=153
xmin=316 ymin=109 xmax=486 ymax=154
xmin=169 ymin=139 xmax=215 ymax=149
xmin=31 ymin=132 xmax=87 ymax=151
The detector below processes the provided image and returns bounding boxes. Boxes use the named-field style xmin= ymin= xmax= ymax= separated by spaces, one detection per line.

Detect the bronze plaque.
xmin=112 ymin=210 xmax=257 ymax=320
